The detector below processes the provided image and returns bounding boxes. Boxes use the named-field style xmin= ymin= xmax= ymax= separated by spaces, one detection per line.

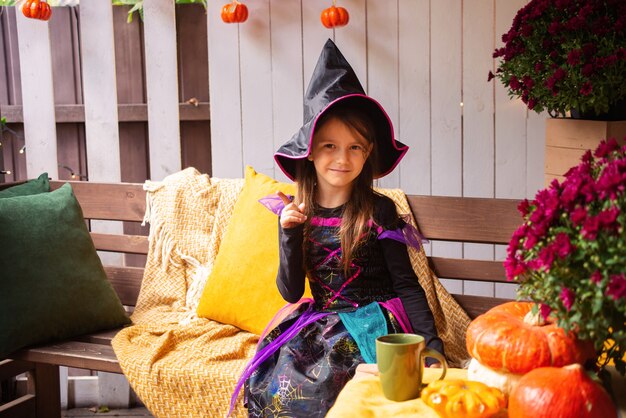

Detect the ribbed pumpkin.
xmin=221 ymin=1 xmax=248 ymax=24
xmin=508 ymin=364 xmax=617 ymax=418
xmin=421 ymin=379 xmax=506 ymax=418
xmin=466 ymin=301 xmax=594 ymax=374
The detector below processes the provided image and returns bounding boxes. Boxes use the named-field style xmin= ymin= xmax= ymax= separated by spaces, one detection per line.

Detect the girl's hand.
xmin=277 ymin=191 xmax=306 ymax=229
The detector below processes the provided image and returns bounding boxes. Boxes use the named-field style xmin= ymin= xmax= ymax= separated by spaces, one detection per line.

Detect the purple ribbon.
xmin=228 ymin=302 xmax=330 ymax=417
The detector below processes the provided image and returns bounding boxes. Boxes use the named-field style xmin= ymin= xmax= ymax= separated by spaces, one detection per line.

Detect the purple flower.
xmin=567 ymin=49 xmax=581 ymax=66
xmin=607 ymin=274 xmax=626 ymax=301
xmin=560 ymin=287 xmax=575 ymax=311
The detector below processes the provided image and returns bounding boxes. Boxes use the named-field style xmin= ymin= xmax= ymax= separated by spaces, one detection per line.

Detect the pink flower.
xmin=552 ymin=233 xmax=573 ymax=259
xmin=539 ymin=303 xmax=552 ymax=321
xmin=590 ymin=271 xmax=602 ymax=284
xmin=517 ymin=199 xmax=531 ymax=216
xmin=580 ymin=82 xmax=592 ymax=96
xmin=570 ymin=206 xmax=587 ymax=225
xmin=607 ymin=274 xmax=626 ymax=301
xmin=582 ymin=215 xmax=600 ymax=240
xmin=559 ymin=287 xmax=575 ymax=311
xmin=594 ymin=138 xmax=620 ymax=158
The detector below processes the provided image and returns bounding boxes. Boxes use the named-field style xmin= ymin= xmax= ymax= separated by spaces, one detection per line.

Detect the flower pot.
xmin=544 ymin=118 xmax=626 ymax=186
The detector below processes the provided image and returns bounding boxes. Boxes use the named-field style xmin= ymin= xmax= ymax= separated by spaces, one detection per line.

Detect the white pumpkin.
xmin=467 ymin=358 xmax=523 ymax=395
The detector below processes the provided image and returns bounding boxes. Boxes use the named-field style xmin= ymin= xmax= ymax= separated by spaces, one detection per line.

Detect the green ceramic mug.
xmin=375 ymin=333 xmax=447 ymax=402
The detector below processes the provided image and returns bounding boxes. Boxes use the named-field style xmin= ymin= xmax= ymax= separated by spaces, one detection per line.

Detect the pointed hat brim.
xmin=274 ymin=39 xmax=408 ymax=181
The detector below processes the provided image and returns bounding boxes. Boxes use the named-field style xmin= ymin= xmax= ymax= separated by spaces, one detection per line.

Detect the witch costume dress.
xmin=230 ymin=39 xmax=444 ymax=418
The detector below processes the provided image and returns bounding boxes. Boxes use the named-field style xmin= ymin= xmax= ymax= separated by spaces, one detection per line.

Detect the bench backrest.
xmin=50 ymin=180 xmax=148 ymax=309
xmin=407 ymin=195 xmax=521 ymax=318
xmin=49 ymin=181 xmax=521 ymax=317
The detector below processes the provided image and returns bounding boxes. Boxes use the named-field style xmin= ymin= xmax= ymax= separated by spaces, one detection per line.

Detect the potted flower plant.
xmin=505 ymin=138 xmax=626 ymax=376
xmin=489 ymin=0 xmax=626 ymax=119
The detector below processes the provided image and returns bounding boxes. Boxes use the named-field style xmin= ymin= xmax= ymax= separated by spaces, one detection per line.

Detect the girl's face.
xmin=309 ymin=116 xmax=373 ymax=195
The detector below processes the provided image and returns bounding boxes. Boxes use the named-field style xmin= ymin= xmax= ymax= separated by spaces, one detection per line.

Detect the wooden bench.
xmin=0 ymin=180 xmax=521 ymax=418
xmin=0 ymin=180 xmax=147 ymax=418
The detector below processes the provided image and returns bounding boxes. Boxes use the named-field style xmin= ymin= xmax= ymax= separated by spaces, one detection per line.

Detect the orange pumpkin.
xmin=320 ymin=4 xmax=349 ymax=29
xmin=509 ymin=364 xmax=617 ymax=418
xmin=466 ymin=301 xmax=595 ymax=374
xmin=421 ymin=379 xmax=506 ymax=418
xmin=22 ymin=0 xmax=52 ymax=21
xmin=221 ymin=1 xmax=248 ymax=24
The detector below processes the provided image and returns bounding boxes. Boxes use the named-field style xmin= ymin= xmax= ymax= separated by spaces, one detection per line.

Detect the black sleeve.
xmin=276 ymin=222 xmax=306 ymax=303
xmin=376 ymin=196 xmax=445 ymax=362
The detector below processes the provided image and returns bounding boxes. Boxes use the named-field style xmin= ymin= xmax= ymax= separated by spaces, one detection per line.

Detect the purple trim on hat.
xmin=274 ymin=94 xmax=409 ymax=181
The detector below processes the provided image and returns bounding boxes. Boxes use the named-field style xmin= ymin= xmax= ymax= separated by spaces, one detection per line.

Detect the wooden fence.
xmin=1 ymin=0 xmax=545 ymax=318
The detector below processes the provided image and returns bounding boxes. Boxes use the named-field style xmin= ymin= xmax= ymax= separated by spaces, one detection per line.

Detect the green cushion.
xmin=0 ymin=183 xmax=130 ymax=358
xmin=0 ymin=173 xmax=49 ymax=198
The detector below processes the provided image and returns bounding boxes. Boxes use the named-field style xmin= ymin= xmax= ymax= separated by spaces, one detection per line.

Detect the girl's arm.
xmin=381 ymin=238 xmax=444 ymax=357
xmin=276 ymin=223 xmax=306 ymax=303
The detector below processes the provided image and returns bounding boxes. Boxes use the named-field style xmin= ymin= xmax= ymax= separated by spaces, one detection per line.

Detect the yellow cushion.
xmin=196 ymin=166 xmax=311 ymax=335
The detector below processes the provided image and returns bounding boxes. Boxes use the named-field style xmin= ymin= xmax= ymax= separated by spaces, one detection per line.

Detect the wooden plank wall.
xmin=0 ymin=1 xmax=546 ymax=300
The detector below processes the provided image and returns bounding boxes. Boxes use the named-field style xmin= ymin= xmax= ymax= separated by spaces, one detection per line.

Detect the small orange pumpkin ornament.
xmin=508 ymin=364 xmax=617 ymax=418
xmin=321 ymin=1 xmax=349 ymax=29
xmin=22 ymin=0 xmax=52 ymax=21
xmin=221 ymin=1 xmax=248 ymax=24
xmin=466 ymin=301 xmax=594 ymax=374
xmin=421 ymin=379 xmax=506 ymax=418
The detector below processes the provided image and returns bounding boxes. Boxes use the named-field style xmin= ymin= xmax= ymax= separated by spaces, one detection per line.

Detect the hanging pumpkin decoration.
xmin=221 ymin=1 xmax=248 ymax=24
xmin=508 ymin=364 xmax=617 ymax=418
xmin=22 ymin=0 xmax=52 ymax=21
xmin=465 ymin=301 xmax=595 ymax=394
xmin=321 ymin=1 xmax=349 ymax=29
xmin=421 ymin=379 xmax=506 ymax=418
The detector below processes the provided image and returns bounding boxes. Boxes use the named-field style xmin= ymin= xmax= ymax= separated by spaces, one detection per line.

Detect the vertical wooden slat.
xmin=494 ymin=0 xmax=527 ymax=200
xmin=269 ymin=0 xmax=303 ymax=182
xmin=398 ymin=0 xmax=431 ymax=195
xmin=334 ymin=0 xmax=367 ymax=92
xmin=80 ymin=0 xmax=121 ymax=183
xmin=49 ymin=7 xmax=84 ymax=182
xmin=207 ymin=0 xmax=243 ymax=178
xmin=462 ymin=0 xmax=496 ymax=298
xmin=430 ymin=0 xmax=463 ymax=293
xmin=367 ymin=0 xmax=400 ymax=189
xmin=176 ymin=4 xmax=211 ymax=175
xmin=15 ymin=7 xmax=58 ymax=179
xmin=494 ymin=0 xmax=527 ymax=299
xmin=80 ymin=0 xmax=124 ymax=267
xmin=239 ymin=0 xmax=273 ymax=178
xmin=143 ymin=0 xmax=181 ymax=181
xmin=302 ymin=1 xmax=331 ymax=95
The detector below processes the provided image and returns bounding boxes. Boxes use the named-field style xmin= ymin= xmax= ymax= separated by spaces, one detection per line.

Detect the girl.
xmin=232 ymin=39 xmax=443 ymax=418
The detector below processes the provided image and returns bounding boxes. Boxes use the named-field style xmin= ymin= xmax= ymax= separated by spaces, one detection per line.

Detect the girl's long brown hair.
xmin=294 ymin=103 xmax=379 ymax=276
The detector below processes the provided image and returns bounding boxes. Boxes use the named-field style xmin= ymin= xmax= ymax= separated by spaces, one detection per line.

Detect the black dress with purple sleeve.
xmin=231 ymin=193 xmax=443 ymax=418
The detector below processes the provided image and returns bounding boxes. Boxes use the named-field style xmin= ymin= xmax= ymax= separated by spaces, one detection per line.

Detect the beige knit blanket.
xmin=111 ymin=168 xmax=470 ymax=418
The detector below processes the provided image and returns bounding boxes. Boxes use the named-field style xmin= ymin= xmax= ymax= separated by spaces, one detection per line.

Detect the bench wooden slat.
xmin=92 ymin=232 xmax=149 ymax=255
xmin=103 ymin=266 xmax=144 ymax=306
xmin=0 ymin=394 xmax=36 ymax=418
xmin=0 ymin=359 xmax=33 ymax=381
xmin=407 ymin=195 xmax=521 ymax=244
xmin=429 ymin=257 xmax=507 ymax=283
xmin=12 ymin=342 xmax=121 ymax=374
xmin=50 ymin=181 xmax=146 ymax=222
xmin=74 ymin=329 xmax=120 ymax=346
xmin=452 ymin=294 xmax=510 ymax=319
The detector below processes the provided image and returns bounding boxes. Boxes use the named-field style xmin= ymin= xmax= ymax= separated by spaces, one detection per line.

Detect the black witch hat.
xmin=274 ymin=39 xmax=408 ymax=181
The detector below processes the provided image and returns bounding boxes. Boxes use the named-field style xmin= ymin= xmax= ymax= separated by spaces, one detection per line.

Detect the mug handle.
xmin=421 ymin=348 xmax=448 ymax=381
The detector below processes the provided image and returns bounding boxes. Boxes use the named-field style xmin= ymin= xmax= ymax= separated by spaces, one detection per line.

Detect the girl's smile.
xmin=309 ymin=116 xmax=372 ymax=206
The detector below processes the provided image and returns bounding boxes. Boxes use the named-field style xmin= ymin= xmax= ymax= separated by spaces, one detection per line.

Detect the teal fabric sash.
xmin=338 ymin=302 xmax=388 ymax=364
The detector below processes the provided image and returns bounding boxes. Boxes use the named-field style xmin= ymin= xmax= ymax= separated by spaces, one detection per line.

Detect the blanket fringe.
xmin=142 ymin=180 xmax=181 ymax=271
